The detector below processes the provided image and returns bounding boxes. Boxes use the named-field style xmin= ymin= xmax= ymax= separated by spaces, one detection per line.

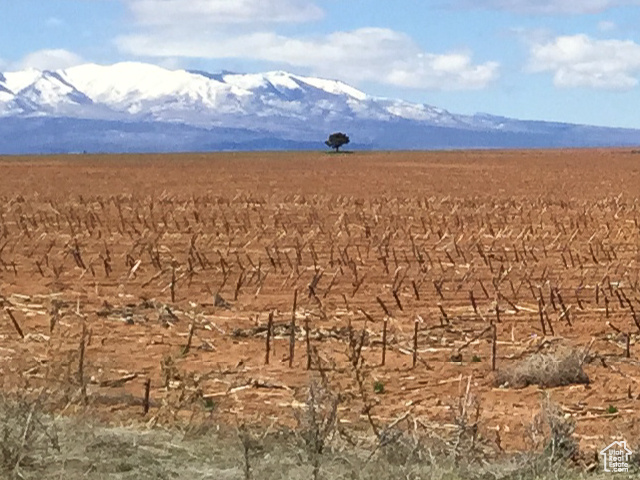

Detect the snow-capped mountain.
xmin=1 ymin=61 xmax=639 ymax=153
xmin=0 ymin=62 xmax=459 ymax=125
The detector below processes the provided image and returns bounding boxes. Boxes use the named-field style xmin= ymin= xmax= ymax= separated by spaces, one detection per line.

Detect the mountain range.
xmin=1 ymin=61 xmax=639 ymax=154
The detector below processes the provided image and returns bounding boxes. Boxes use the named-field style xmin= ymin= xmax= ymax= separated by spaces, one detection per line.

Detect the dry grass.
xmin=2 ymin=392 xmax=625 ymax=480
xmin=495 ymin=348 xmax=589 ymax=389
xmin=0 ymin=394 xmax=60 ymax=479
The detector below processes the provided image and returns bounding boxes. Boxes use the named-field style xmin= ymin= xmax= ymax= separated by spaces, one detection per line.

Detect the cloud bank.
xmin=115 ymin=0 xmax=499 ymax=90
xmin=12 ymin=49 xmax=84 ymax=71
xmin=529 ymin=34 xmax=640 ymax=89
xmin=463 ymin=0 xmax=640 ymax=15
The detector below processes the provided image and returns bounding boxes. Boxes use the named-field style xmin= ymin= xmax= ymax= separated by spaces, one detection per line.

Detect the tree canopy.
xmin=325 ymin=132 xmax=350 ymax=152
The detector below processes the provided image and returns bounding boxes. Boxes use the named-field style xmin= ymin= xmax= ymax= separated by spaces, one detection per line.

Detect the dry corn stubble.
xmin=1 ymin=150 xmax=640 ymax=459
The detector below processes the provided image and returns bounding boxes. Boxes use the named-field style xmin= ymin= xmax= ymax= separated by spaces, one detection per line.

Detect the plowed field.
xmin=1 ymin=149 xmax=640 ymax=455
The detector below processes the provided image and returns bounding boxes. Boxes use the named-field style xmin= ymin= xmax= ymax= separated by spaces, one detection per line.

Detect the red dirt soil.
xmin=1 ymin=149 xmax=640 ymax=454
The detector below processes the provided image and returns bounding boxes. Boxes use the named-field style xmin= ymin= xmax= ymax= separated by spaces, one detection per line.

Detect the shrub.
xmin=495 ymin=348 xmax=589 ymax=389
xmin=373 ymin=381 xmax=385 ymax=394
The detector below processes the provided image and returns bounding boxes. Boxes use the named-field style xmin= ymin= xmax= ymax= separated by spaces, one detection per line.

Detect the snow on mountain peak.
xmin=293 ymin=75 xmax=367 ymax=101
xmin=220 ymin=71 xmax=301 ymax=94
xmin=219 ymin=70 xmax=368 ymax=100
xmin=62 ymin=62 xmax=235 ymax=105
xmin=2 ymin=69 xmax=43 ymax=94
xmin=0 ymin=60 xmax=449 ymax=125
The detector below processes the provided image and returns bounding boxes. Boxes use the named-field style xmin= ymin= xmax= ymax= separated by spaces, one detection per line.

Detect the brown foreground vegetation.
xmin=1 ymin=149 xmax=640 ymax=477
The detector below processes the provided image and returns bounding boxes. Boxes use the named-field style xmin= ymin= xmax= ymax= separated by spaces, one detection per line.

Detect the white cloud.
xmin=125 ymin=0 xmax=323 ymax=25
xmin=45 ymin=17 xmax=64 ymax=28
xmin=528 ymin=34 xmax=640 ymax=89
xmin=155 ymin=57 xmax=186 ymax=70
xmin=464 ymin=0 xmax=640 ymax=14
xmin=597 ymin=20 xmax=618 ymax=32
xmin=114 ymin=0 xmax=498 ymax=90
xmin=12 ymin=49 xmax=84 ymax=71
xmin=116 ymin=27 xmax=498 ymax=90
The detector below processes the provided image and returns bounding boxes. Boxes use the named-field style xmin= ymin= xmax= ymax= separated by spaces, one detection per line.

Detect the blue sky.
xmin=2 ymin=0 xmax=640 ymax=128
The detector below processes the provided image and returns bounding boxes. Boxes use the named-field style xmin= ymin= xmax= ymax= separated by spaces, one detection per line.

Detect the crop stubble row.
xmin=0 ymin=150 xmax=639 ymax=451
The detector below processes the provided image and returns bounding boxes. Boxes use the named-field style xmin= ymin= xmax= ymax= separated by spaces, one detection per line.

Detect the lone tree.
xmin=325 ymin=132 xmax=350 ymax=152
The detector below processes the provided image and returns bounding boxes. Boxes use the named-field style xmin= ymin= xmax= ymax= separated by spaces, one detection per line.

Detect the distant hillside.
xmin=1 ymin=62 xmax=639 ymax=153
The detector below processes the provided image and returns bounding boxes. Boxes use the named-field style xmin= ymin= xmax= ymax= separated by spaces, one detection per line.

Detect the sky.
xmin=2 ymin=0 xmax=640 ymax=128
